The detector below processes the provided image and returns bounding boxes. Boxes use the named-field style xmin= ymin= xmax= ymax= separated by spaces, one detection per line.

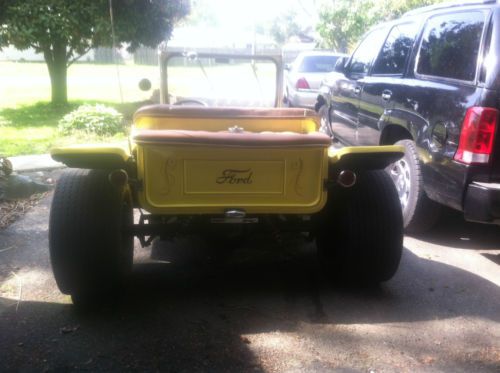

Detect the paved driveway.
xmin=0 ymin=184 xmax=499 ymax=372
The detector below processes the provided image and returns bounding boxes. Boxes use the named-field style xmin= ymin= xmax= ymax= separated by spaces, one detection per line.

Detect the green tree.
xmin=316 ymin=0 xmax=443 ymax=52
xmin=269 ymin=10 xmax=304 ymax=44
xmin=0 ymin=0 xmax=189 ymax=104
xmin=378 ymin=0 xmax=443 ymax=19
xmin=182 ymin=0 xmax=218 ymax=27
xmin=316 ymin=0 xmax=375 ymax=52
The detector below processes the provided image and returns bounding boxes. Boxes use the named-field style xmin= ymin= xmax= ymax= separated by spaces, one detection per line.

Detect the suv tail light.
xmin=454 ymin=107 xmax=498 ymax=164
xmin=296 ymin=77 xmax=310 ymax=90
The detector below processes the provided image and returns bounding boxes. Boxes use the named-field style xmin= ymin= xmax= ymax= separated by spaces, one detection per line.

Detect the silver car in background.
xmin=284 ymin=51 xmax=348 ymax=108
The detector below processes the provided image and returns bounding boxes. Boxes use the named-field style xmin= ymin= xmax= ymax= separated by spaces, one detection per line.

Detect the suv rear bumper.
xmin=464 ymin=182 xmax=500 ymax=224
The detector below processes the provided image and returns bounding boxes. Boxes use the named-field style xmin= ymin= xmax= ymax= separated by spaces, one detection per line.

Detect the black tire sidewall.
xmin=315 ymin=170 xmax=403 ymax=283
xmin=49 ymin=169 xmax=133 ymax=296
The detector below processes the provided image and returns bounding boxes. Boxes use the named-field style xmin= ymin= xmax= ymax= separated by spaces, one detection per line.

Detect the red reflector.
xmin=296 ymin=77 xmax=310 ymax=89
xmin=454 ymin=107 xmax=498 ymax=164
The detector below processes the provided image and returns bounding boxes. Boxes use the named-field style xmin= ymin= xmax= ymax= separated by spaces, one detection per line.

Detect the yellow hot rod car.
xmin=49 ymin=51 xmax=404 ymax=306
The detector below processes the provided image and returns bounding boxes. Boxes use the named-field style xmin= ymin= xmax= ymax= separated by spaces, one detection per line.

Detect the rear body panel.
xmin=136 ymin=144 xmax=328 ymax=214
xmin=134 ymin=106 xmax=329 ymax=214
xmin=385 ymin=78 xmax=485 ymax=211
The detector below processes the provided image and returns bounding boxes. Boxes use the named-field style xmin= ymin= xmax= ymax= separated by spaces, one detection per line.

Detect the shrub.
xmin=58 ymin=104 xmax=124 ymax=136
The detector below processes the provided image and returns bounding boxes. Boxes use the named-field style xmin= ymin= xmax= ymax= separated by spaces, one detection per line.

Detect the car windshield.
xmin=297 ymin=55 xmax=340 ymax=73
xmin=164 ymin=52 xmax=279 ymax=107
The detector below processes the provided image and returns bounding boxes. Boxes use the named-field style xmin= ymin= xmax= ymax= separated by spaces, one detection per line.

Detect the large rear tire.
xmin=387 ymin=140 xmax=441 ymax=233
xmin=49 ymin=169 xmax=133 ymax=307
xmin=315 ymin=170 xmax=403 ymax=283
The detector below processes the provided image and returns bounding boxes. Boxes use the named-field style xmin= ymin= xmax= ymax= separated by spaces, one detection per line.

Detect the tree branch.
xmin=66 ymin=46 xmax=74 ymax=60
xmin=67 ymin=45 xmax=93 ymax=67
xmin=43 ymin=47 xmax=54 ymax=66
xmin=43 ymin=50 xmax=54 ymax=72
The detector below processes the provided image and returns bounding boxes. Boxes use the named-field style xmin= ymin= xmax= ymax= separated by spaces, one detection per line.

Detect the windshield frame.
xmin=159 ymin=49 xmax=284 ymax=108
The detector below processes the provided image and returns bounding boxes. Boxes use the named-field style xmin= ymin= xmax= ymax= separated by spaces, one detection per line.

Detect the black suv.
xmin=316 ymin=0 xmax=500 ymax=232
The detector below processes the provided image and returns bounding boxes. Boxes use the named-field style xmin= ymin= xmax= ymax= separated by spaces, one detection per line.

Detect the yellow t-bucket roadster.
xmin=49 ymin=50 xmax=404 ymax=306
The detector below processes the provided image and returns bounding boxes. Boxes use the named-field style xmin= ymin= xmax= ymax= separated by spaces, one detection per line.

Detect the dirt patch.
xmin=0 ymin=166 xmax=58 ymax=231
xmin=0 ymin=192 xmax=49 ymax=230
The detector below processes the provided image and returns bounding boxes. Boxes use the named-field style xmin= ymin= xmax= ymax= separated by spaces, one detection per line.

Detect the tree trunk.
xmin=47 ymin=63 xmax=67 ymax=104
xmin=44 ymin=43 xmax=68 ymax=105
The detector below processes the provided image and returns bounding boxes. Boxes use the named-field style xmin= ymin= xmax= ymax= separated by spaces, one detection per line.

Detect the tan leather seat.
xmin=133 ymin=129 xmax=331 ymax=147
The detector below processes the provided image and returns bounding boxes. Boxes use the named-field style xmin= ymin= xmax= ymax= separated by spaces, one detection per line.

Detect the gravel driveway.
xmin=0 ymin=175 xmax=499 ymax=372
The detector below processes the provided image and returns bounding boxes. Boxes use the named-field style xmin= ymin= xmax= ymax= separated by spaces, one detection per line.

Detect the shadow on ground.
xmin=1 ymin=231 xmax=499 ymax=372
xmin=409 ymin=207 xmax=500 ymax=252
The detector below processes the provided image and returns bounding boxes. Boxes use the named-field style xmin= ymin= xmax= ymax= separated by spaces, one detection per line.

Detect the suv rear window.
xmin=297 ymin=55 xmax=340 ymax=73
xmin=416 ymin=11 xmax=485 ymax=81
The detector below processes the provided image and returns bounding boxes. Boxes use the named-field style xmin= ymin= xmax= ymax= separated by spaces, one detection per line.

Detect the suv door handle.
xmin=381 ymin=90 xmax=392 ymax=101
xmin=353 ymin=86 xmax=361 ymax=95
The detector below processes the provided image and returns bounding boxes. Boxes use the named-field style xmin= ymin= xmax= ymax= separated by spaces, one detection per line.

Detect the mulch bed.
xmin=0 ymin=156 xmax=56 ymax=230
xmin=0 ymin=193 xmax=48 ymax=230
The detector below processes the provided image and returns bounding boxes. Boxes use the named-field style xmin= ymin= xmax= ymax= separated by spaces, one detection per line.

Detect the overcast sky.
xmin=170 ymin=0 xmax=320 ymax=46
xmin=187 ymin=0 xmax=319 ymax=29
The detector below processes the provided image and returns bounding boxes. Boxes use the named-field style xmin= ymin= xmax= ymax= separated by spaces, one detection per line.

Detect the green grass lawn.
xmin=0 ymin=61 xmax=159 ymax=108
xmin=0 ymin=60 xmax=279 ymax=157
xmin=0 ymin=101 xmax=140 ymax=156
xmin=0 ymin=61 xmax=158 ymax=156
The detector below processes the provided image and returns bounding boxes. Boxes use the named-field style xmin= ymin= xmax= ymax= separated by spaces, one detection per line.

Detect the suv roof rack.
xmin=402 ymin=0 xmax=497 ymax=17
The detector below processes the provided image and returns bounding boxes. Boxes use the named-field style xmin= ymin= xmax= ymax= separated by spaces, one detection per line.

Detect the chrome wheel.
xmin=389 ymin=158 xmax=411 ymax=210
